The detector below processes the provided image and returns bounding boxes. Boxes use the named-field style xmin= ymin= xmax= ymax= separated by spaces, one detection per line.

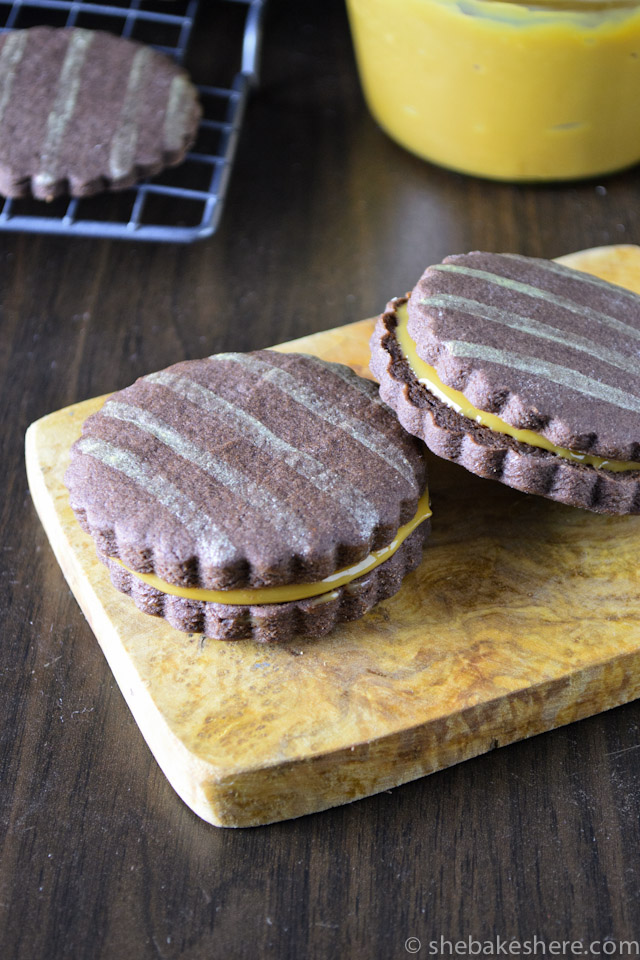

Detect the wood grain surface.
xmin=4 ymin=0 xmax=640 ymax=956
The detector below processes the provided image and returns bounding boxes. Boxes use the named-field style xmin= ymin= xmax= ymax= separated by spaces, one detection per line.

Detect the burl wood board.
xmin=25 ymin=245 xmax=640 ymax=828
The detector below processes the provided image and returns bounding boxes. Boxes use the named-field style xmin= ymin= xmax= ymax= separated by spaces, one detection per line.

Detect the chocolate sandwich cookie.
xmin=0 ymin=26 xmax=201 ymax=200
xmin=65 ymin=352 xmax=430 ymax=643
xmin=370 ymin=252 xmax=640 ymax=514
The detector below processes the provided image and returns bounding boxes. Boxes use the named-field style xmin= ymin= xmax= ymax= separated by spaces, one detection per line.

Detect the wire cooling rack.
xmin=0 ymin=0 xmax=265 ymax=242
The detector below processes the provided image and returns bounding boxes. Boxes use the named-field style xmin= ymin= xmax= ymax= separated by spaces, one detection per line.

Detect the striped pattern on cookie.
xmin=370 ymin=252 xmax=640 ymax=515
xmin=65 ymin=352 xmax=429 ymax=640
xmin=0 ymin=26 xmax=201 ymax=200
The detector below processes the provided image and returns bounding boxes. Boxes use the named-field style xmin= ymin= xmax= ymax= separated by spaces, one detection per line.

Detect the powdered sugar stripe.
xmin=163 ymin=75 xmax=192 ymax=152
xmin=0 ymin=32 xmax=28 ymax=132
xmin=446 ymin=341 xmax=640 ymax=412
xmin=76 ymin=436 xmax=235 ymax=564
xmin=145 ymin=370 xmax=383 ymax=536
xmin=423 ymin=294 xmax=640 ymax=379
xmin=33 ymin=29 xmax=94 ymax=197
xmin=109 ymin=47 xmax=153 ymax=181
xmin=301 ymin=355 xmax=384 ymax=404
xmin=215 ymin=354 xmax=417 ymax=485
xmin=429 ymin=263 xmax=640 ymax=343
xmin=501 ymin=253 xmax=640 ymax=307
xmin=102 ymin=401 xmax=317 ymax=553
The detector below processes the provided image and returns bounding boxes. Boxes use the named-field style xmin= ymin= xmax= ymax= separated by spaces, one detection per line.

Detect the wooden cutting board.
xmin=25 ymin=245 xmax=640 ymax=828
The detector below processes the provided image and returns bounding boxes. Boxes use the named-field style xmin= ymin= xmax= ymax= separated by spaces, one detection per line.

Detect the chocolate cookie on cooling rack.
xmin=370 ymin=251 xmax=640 ymax=514
xmin=0 ymin=26 xmax=201 ymax=200
xmin=65 ymin=351 xmax=431 ymax=643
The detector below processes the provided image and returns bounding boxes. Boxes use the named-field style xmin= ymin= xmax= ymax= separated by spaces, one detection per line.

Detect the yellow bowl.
xmin=346 ymin=0 xmax=640 ymax=181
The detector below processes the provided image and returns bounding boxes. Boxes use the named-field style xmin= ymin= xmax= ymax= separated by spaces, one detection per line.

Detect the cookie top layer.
xmin=409 ymin=252 xmax=640 ymax=461
xmin=65 ymin=352 xmax=428 ymax=590
xmin=0 ymin=26 xmax=201 ymax=200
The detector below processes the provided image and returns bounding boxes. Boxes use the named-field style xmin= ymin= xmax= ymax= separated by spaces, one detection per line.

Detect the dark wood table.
xmin=3 ymin=1 xmax=640 ymax=957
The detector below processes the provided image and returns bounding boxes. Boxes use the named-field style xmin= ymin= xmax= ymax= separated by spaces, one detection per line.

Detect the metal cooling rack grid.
xmin=0 ymin=0 xmax=265 ymax=242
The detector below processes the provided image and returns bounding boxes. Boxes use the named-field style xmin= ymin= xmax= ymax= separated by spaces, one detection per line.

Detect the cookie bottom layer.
xmin=100 ymin=524 xmax=429 ymax=643
xmin=370 ymin=304 xmax=640 ymax=515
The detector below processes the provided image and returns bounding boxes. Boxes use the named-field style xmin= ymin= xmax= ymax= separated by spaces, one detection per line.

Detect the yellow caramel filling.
xmin=394 ymin=301 xmax=640 ymax=473
xmin=114 ymin=489 xmax=432 ymax=606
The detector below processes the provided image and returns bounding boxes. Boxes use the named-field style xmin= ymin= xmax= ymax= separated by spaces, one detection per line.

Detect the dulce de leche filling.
xmin=113 ymin=489 xmax=432 ymax=606
xmin=394 ymin=301 xmax=640 ymax=473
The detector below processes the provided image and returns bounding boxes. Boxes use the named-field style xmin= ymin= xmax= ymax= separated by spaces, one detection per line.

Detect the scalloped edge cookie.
xmin=370 ymin=299 xmax=640 ymax=515
xmin=0 ymin=26 xmax=201 ymax=200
